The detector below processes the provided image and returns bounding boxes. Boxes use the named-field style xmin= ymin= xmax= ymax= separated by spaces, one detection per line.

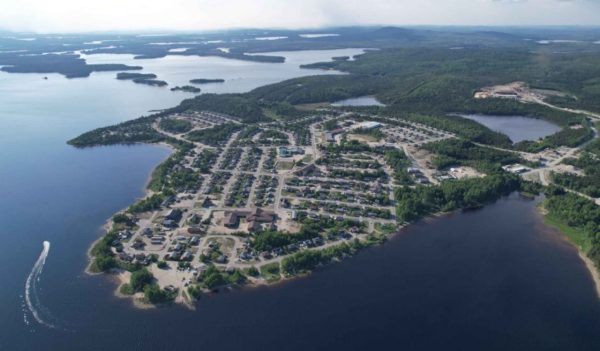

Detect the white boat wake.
xmin=24 ymin=241 xmax=57 ymax=329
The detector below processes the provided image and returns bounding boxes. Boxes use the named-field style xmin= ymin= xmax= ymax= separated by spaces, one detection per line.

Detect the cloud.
xmin=0 ymin=0 xmax=599 ymax=33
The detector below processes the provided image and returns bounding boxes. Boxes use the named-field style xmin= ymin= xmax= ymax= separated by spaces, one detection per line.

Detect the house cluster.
xmin=502 ymin=164 xmax=531 ymax=174
xmin=325 ymin=128 xmax=345 ymax=143
xmin=118 ymin=251 xmax=154 ymax=266
xmin=474 ymin=90 xmax=519 ymax=99
xmin=136 ymin=227 xmax=167 ymax=246
xmin=166 ymin=234 xmax=201 ymax=261
xmin=224 ymin=208 xmax=277 ymax=232
xmin=284 ymin=184 xmax=390 ymax=207
xmin=239 ymin=233 xmax=325 ymax=262
xmin=193 ymin=110 xmax=241 ymax=124
xmin=162 ymin=208 xmax=183 ymax=228
xmin=294 ymin=164 xmax=323 ymax=177
xmin=384 ymin=124 xmax=451 ymax=147
xmin=407 ymin=167 xmax=431 ymax=184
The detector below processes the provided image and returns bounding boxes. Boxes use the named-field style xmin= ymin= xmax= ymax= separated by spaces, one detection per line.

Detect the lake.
xmin=1 ymin=48 xmax=599 ymax=350
xmin=459 ymin=114 xmax=562 ymax=143
xmin=82 ymin=48 xmax=366 ymax=95
xmin=6 ymin=195 xmax=600 ymax=350
xmin=331 ymin=96 xmax=385 ymax=107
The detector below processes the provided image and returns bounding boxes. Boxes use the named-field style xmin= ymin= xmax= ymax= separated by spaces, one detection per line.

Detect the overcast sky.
xmin=1 ymin=0 xmax=599 ymax=33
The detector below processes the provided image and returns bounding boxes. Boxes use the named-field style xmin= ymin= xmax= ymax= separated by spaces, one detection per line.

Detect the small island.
xmin=116 ymin=72 xmax=168 ymax=87
xmin=171 ymin=85 xmax=201 ymax=93
xmin=133 ymin=79 xmax=168 ymax=87
xmin=190 ymin=78 xmax=225 ymax=85
xmin=116 ymin=72 xmax=158 ymax=80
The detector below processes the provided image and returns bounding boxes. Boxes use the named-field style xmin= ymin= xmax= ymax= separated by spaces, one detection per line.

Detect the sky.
xmin=0 ymin=0 xmax=599 ymax=33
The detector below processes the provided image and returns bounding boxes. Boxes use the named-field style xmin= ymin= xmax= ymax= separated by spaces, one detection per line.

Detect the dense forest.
xmin=423 ymin=139 xmax=523 ymax=172
xmin=553 ymin=152 xmax=600 ymax=197
xmin=514 ymin=119 xmax=594 ymax=152
xmin=0 ymin=53 xmax=142 ymax=78
xmin=394 ymin=173 xmax=521 ymax=223
xmin=545 ymin=191 xmax=600 ymax=269
xmin=185 ymin=123 xmax=243 ymax=146
xmin=68 ymin=38 xmax=600 ymax=150
xmin=158 ymin=118 xmax=193 ymax=134
xmin=68 ymin=115 xmax=167 ymax=147
xmin=178 ymin=94 xmax=267 ymax=123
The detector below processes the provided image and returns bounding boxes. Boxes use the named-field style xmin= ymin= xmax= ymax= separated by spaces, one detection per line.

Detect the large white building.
xmin=356 ymin=121 xmax=383 ymax=130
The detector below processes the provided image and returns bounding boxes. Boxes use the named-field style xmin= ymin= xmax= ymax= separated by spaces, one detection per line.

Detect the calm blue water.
xmin=1 ymin=49 xmax=600 ymax=350
xmin=0 ymin=48 xmax=364 ymax=348
xmin=82 ymin=48 xmax=365 ymax=95
xmin=459 ymin=114 xmax=562 ymax=143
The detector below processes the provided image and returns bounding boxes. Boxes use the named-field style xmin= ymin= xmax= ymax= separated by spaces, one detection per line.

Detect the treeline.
xmin=389 ymin=113 xmax=513 ymax=147
xmin=68 ymin=115 xmax=166 ymax=147
xmin=423 ymin=139 xmax=522 ymax=172
xmin=71 ymin=47 xmax=599 ymax=149
xmin=148 ymin=143 xmax=193 ymax=190
xmin=323 ymin=139 xmax=382 ymax=154
xmin=525 ymin=52 xmax=600 ymax=113
xmin=552 ymin=152 xmax=600 ymax=197
xmin=251 ymin=217 xmax=361 ymax=252
xmin=545 ymin=191 xmax=600 ymax=268
xmin=186 ymin=123 xmax=242 ymax=146
xmin=207 ymin=51 xmax=285 ymax=63
xmin=351 ymin=127 xmax=384 ymax=140
xmin=0 ymin=53 xmax=142 ymax=78
xmin=459 ymin=99 xmax=580 ymax=127
xmin=262 ymin=101 xmax=311 ymax=120
xmin=394 ymin=173 xmax=520 ymax=223
xmin=128 ymin=193 xmax=164 ymax=214
xmin=514 ymin=120 xmax=594 ymax=152
xmin=90 ymin=230 xmax=120 ymax=272
xmin=586 ymin=129 xmax=600 ymax=157
xmin=281 ymin=243 xmax=360 ymax=275
xmin=249 ymin=74 xmax=388 ymax=105
xmin=119 ymin=268 xmax=175 ymax=304
xmin=248 ymin=47 xmax=595 ymax=135
xmin=179 ymin=94 xmax=267 ymax=123
xmin=159 ymin=118 xmax=193 ymax=133
xmin=384 ymin=149 xmax=413 ymax=185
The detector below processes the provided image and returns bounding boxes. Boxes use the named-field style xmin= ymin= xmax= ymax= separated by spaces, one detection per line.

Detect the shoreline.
xmin=85 ymin=142 xmax=175 ymax=269
xmin=577 ymin=251 xmax=600 ymax=300
xmin=83 ymin=164 xmax=481 ymax=311
xmin=85 ymin=140 xmax=600 ymax=310
xmin=84 ymin=142 xmax=175 ymax=296
xmin=538 ymin=204 xmax=600 ymax=300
